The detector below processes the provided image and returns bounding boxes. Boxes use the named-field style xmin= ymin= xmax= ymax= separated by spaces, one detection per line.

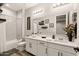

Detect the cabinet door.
xmin=26 ymin=39 xmax=31 ymax=53
xmin=37 ymin=41 xmax=47 ymax=56
xmin=6 ymin=19 xmax=16 ymax=41
xmin=38 ymin=45 xmax=47 ymax=56
xmin=47 ymin=47 xmax=59 ymax=56
xmin=61 ymin=51 xmax=76 ymax=56
xmin=30 ymin=39 xmax=38 ymax=55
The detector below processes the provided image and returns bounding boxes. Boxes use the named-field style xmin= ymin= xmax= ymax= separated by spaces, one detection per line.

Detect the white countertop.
xmin=25 ymin=35 xmax=78 ymax=48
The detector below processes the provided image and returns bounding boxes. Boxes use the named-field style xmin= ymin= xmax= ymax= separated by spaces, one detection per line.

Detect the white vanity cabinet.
xmin=25 ymin=38 xmax=77 ymax=56
xmin=47 ymin=47 xmax=59 ymax=56
xmin=47 ymin=42 xmax=76 ymax=56
xmin=30 ymin=39 xmax=38 ymax=55
xmin=26 ymin=38 xmax=38 ymax=55
xmin=59 ymin=51 xmax=76 ymax=56
xmin=37 ymin=41 xmax=48 ymax=56
xmin=25 ymin=38 xmax=30 ymax=53
xmin=47 ymin=46 xmax=73 ymax=56
xmin=47 ymin=49 xmax=75 ymax=56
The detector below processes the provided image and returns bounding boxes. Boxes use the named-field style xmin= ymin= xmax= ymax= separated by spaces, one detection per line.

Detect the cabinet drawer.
xmin=38 ymin=41 xmax=47 ymax=46
xmin=48 ymin=43 xmax=76 ymax=54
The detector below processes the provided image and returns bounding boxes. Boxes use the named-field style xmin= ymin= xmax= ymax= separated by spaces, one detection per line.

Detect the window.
xmin=27 ymin=17 xmax=31 ymax=30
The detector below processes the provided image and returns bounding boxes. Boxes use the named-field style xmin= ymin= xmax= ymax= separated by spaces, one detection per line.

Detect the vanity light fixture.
xmin=33 ymin=9 xmax=43 ymax=14
xmin=33 ymin=8 xmax=44 ymax=16
xmin=53 ymin=3 xmax=68 ymax=8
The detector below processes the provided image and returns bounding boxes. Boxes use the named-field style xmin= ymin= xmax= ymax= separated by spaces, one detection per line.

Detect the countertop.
xmin=25 ymin=35 xmax=78 ymax=48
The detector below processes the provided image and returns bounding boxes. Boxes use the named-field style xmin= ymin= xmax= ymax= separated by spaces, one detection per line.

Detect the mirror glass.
xmin=72 ymin=12 xmax=77 ymax=39
xmin=27 ymin=17 xmax=31 ymax=30
xmin=56 ymin=14 xmax=66 ymax=35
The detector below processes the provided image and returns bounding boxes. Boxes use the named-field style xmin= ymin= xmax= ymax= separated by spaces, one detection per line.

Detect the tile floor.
xmin=0 ymin=48 xmax=34 ymax=56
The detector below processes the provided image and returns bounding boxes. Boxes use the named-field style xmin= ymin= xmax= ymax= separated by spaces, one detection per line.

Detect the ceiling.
xmin=2 ymin=3 xmax=39 ymax=11
xmin=2 ymin=3 xmax=67 ymax=11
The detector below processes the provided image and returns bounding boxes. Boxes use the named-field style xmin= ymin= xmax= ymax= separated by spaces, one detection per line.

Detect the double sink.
xmin=26 ymin=35 xmax=78 ymax=48
xmin=41 ymin=36 xmax=68 ymax=43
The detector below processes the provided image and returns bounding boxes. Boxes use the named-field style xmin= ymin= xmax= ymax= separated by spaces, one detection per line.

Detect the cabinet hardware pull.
xmin=58 ymin=52 xmax=60 ymax=56
xmin=61 ymin=53 xmax=63 ymax=56
xmin=46 ymin=48 xmax=47 ymax=54
xmin=29 ymin=43 xmax=32 ymax=48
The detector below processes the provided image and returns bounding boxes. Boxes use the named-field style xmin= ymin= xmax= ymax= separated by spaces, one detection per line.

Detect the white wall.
xmin=16 ymin=10 xmax=22 ymax=40
xmin=1 ymin=7 xmax=16 ymax=17
xmin=0 ymin=23 xmax=6 ymax=52
xmin=16 ymin=9 xmax=26 ymax=40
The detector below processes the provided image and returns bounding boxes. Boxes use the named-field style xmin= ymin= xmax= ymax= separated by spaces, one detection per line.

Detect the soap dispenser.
xmin=52 ymin=35 xmax=55 ymax=39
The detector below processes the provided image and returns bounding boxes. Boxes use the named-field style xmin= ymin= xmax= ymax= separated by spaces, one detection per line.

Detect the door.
xmin=47 ymin=47 xmax=59 ymax=56
xmin=30 ymin=39 xmax=38 ymax=55
xmin=25 ymin=39 xmax=31 ymax=53
xmin=38 ymin=45 xmax=47 ymax=56
xmin=16 ymin=18 xmax=22 ymax=40
xmin=61 ymin=51 xmax=76 ymax=56
xmin=26 ymin=39 xmax=38 ymax=55
xmin=37 ymin=41 xmax=47 ymax=56
xmin=0 ymin=23 xmax=6 ymax=52
xmin=6 ymin=19 xmax=16 ymax=41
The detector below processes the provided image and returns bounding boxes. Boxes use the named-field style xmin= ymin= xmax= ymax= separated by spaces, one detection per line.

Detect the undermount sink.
xmin=54 ymin=39 xmax=68 ymax=43
xmin=47 ymin=39 xmax=52 ymax=41
xmin=47 ymin=39 xmax=67 ymax=42
xmin=41 ymin=36 xmax=46 ymax=38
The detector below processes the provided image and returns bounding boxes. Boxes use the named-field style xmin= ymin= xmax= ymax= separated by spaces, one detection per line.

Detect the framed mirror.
xmin=56 ymin=14 xmax=66 ymax=35
xmin=72 ymin=12 xmax=77 ymax=38
xmin=27 ymin=17 xmax=31 ymax=30
xmin=72 ymin=12 xmax=77 ymax=23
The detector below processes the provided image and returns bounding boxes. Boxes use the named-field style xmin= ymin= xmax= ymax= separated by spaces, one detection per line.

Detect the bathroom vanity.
xmin=25 ymin=35 xmax=78 ymax=56
xmin=24 ymin=4 xmax=78 ymax=56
